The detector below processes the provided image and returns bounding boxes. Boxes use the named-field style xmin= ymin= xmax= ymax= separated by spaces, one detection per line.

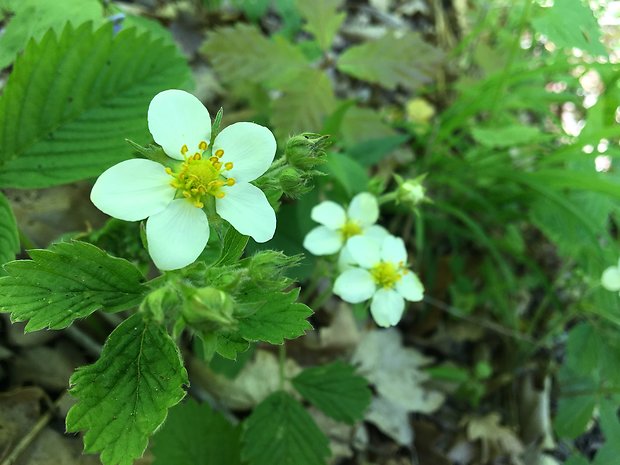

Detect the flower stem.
xmin=278 ymin=343 xmax=287 ymax=391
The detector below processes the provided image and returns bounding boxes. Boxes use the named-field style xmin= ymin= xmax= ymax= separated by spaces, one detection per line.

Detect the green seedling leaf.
xmin=0 ymin=22 xmax=190 ymax=187
xmin=0 ymin=0 xmax=103 ymax=69
xmin=292 ymin=361 xmax=371 ymax=424
xmin=337 ymin=31 xmax=443 ymax=91
xmin=152 ymin=399 xmax=241 ymax=465
xmin=0 ymin=241 xmax=145 ymax=331
xmin=201 ymin=23 xmax=307 ymax=86
xmin=242 ymin=391 xmax=330 ymax=465
xmin=238 ymin=288 xmax=313 ymax=345
xmin=532 ymin=0 xmax=606 ymax=56
xmin=0 ymin=192 xmax=19 ymax=266
xmin=66 ymin=313 xmax=188 ymax=465
xmin=296 ymin=0 xmax=345 ymax=51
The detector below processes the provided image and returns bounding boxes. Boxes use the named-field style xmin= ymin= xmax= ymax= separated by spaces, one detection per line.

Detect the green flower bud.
xmin=248 ymin=251 xmax=301 ymax=290
xmin=182 ymin=287 xmax=236 ymax=331
xmin=285 ymin=133 xmax=330 ymax=171
xmin=395 ymin=173 xmax=428 ymax=209
xmin=279 ymin=167 xmax=312 ymax=198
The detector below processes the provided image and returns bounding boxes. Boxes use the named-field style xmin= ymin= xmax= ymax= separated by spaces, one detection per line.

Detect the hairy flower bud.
xmin=285 ymin=133 xmax=330 ymax=171
xmin=395 ymin=174 xmax=428 ymax=209
xmin=279 ymin=167 xmax=312 ymax=198
xmin=182 ymin=287 xmax=236 ymax=331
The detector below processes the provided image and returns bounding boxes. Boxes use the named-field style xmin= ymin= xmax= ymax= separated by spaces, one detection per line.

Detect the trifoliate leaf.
xmin=152 ymin=399 xmax=241 ymax=465
xmin=292 ymin=361 xmax=371 ymax=424
xmin=242 ymin=391 xmax=330 ymax=465
xmin=66 ymin=313 xmax=188 ymax=465
xmin=532 ymin=0 xmax=606 ymax=56
xmin=271 ymin=69 xmax=336 ymax=140
xmin=201 ymin=23 xmax=307 ymax=86
xmin=0 ymin=0 xmax=103 ymax=69
xmin=337 ymin=31 xmax=443 ymax=91
xmin=238 ymin=289 xmax=313 ymax=345
xmin=0 ymin=241 xmax=145 ymax=331
xmin=296 ymin=0 xmax=345 ymax=51
xmin=0 ymin=22 xmax=190 ymax=187
xmin=0 ymin=192 xmax=19 ymax=266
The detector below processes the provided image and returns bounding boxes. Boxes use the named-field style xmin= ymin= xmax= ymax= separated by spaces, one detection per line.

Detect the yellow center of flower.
xmin=370 ymin=261 xmax=408 ymax=289
xmin=339 ymin=220 xmax=363 ymax=240
xmin=166 ymin=142 xmax=236 ymax=208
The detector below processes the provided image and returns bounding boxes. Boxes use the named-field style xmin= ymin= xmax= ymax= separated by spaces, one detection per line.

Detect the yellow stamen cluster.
xmin=167 ymin=143 xmax=235 ymax=208
xmin=370 ymin=261 xmax=408 ymax=289
xmin=339 ymin=220 xmax=363 ymax=240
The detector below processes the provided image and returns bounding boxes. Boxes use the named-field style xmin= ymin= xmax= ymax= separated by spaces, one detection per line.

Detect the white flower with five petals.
xmin=333 ymin=235 xmax=424 ymax=327
xmin=303 ymin=192 xmax=387 ymax=256
xmin=91 ymin=89 xmax=277 ymax=271
xmin=602 ymin=258 xmax=620 ymax=293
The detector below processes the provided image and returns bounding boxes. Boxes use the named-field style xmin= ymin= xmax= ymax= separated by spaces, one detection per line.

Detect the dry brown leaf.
xmin=466 ymin=413 xmax=524 ymax=464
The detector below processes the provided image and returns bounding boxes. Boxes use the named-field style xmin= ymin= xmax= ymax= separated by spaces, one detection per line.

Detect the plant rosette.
xmin=303 ymin=192 xmax=388 ymax=256
xmin=90 ymin=89 xmax=277 ymax=271
xmin=333 ymin=235 xmax=424 ymax=327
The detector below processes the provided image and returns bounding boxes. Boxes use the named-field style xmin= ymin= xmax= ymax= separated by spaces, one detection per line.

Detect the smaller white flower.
xmin=303 ymin=192 xmax=387 ymax=256
xmin=333 ymin=235 xmax=424 ymax=328
xmin=602 ymin=258 xmax=620 ymax=292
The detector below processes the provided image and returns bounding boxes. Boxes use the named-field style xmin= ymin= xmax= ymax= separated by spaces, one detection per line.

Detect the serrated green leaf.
xmin=216 ymin=332 xmax=251 ymax=360
xmin=242 ymin=391 xmax=330 ymax=465
xmin=532 ymin=0 xmax=606 ymax=56
xmin=292 ymin=361 xmax=371 ymax=424
xmin=337 ymin=31 xmax=443 ymax=91
xmin=296 ymin=0 xmax=345 ymax=51
xmin=215 ymin=226 xmax=249 ymax=266
xmin=238 ymin=289 xmax=313 ymax=344
xmin=340 ymin=106 xmax=398 ymax=147
xmin=66 ymin=313 xmax=188 ymax=465
xmin=0 ymin=22 xmax=190 ymax=187
xmin=0 ymin=0 xmax=103 ymax=69
xmin=0 ymin=192 xmax=19 ymax=266
xmin=232 ymin=0 xmax=270 ymax=21
xmin=0 ymin=241 xmax=145 ymax=331
xmin=271 ymin=69 xmax=336 ymax=140
xmin=201 ymin=23 xmax=307 ymax=86
xmin=152 ymin=399 xmax=241 ymax=465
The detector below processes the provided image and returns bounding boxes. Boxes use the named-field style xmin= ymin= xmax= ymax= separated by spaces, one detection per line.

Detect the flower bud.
xmin=248 ymin=251 xmax=301 ymax=290
xmin=279 ymin=167 xmax=312 ymax=198
xmin=395 ymin=174 xmax=428 ymax=209
xmin=285 ymin=133 xmax=330 ymax=171
xmin=182 ymin=287 xmax=236 ymax=331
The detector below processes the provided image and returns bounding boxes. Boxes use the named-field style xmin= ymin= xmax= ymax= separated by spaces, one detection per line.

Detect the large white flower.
xmin=303 ymin=192 xmax=387 ymax=256
xmin=602 ymin=258 xmax=620 ymax=293
xmin=333 ymin=235 xmax=424 ymax=327
xmin=91 ymin=89 xmax=277 ymax=271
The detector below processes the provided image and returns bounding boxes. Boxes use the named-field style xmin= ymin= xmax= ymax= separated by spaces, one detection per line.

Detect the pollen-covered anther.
xmin=226 ymin=178 xmax=236 ymax=186
xmin=224 ymin=162 xmax=233 ymax=170
xmin=215 ymin=192 xmax=225 ymax=199
xmin=181 ymin=144 xmax=189 ymax=155
xmin=215 ymin=149 xmax=224 ymax=158
xmin=199 ymin=140 xmax=208 ymax=151
xmin=193 ymin=153 xmax=201 ymax=160
xmin=209 ymin=156 xmax=218 ymax=164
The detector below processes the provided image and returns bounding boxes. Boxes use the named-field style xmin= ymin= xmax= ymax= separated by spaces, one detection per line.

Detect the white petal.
xmin=334 ymin=269 xmax=376 ymax=303
xmin=90 ymin=159 xmax=175 ymax=221
xmin=602 ymin=266 xmax=620 ymax=292
xmin=370 ymin=289 xmax=405 ymax=327
xmin=148 ymin=89 xmax=211 ymax=160
xmin=338 ymin=245 xmax=356 ymax=271
xmin=396 ymin=272 xmax=424 ymax=301
xmin=303 ymin=226 xmax=343 ymax=255
xmin=347 ymin=192 xmax=379 ymax=227
xmin=311 ymin=201 xmax=346 ymax=229
xmin=362 ymin=225 xmax=390 ymax=244
xmin=381 ymin=236 xmax=408 ymax=264
xmin=216 ymin=182 xmax=276 ymax=243
xmin=347 ymin=235 xmax=381 ymax=269
xmin=213 ymin=122 xmax=276 ymax=182
xmin=146 ymin=199 xmax=210 ymax=270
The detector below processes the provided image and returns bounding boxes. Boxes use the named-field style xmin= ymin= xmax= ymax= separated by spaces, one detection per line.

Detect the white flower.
xmin=91 ymin=89 xmax=277 ymax=271
xmin=333 ymin=235 xmax=424 ymax=327
xmin=303 ymin=192 xmax=387 ymax=256
xmin=602 ymin=259 xmax=620 ymax=292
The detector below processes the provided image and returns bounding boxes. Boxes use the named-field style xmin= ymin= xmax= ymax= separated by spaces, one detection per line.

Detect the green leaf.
xmin=215 ymin=226 xmax=249 ymax=266
xmin=0 ymin=0 xmax=103 ymax=69
xmin=554 ymin=393 xmax=597 ymax=439
xmin=592 ymin=400 xmax=620 ymax=465
xmin=242 ymin=391 xmax=330 ymax=465
xmin=201 ymin=23 xmax=307 ymax=86
xmin=0 ymin=22 xmax=190 ymax=187
xmin=231 ymin=0 xmax=270 ymax=22
xmin=216 ymin=333 xmax=251 ymax=360
xmin=322 ymin=152 xmax=369 ymax=195
xmin=238 ymin=289 xmax=313 ymax=344
xmin=471 ymin=125 xmax=546 ymax=148
xmin=296 ymin=0 xmax=345 ymax=51
xmin=271 ymin=69 xmax=336 ymax=140
xmin=532 ymin=0 xmax=606 ymax=56
xmin=0 ymin=192 xmax=19 ymax=266
xmin=0 ymin=241 xmax=145 ymax=331
xmin=67 ymin=313 xmax=188 ymax=465
xmin=292 ymin=361 xmax=371 ymax=424
xmin=152 ymin=399 xmax=241 ymax=465
xmin=337 ymin=31 xmax=443 ymax=91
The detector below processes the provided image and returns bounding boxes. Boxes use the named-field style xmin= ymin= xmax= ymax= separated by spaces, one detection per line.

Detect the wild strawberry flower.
xmin=91 ymin=89 xmax=277 ymax=271
xmin=602 ymin=258 xmax=620 ymax=293
xmin=333 ymin=235 xmax=424 ymax=327
xmin=303 ymin=192 xmax=387 ymax=256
